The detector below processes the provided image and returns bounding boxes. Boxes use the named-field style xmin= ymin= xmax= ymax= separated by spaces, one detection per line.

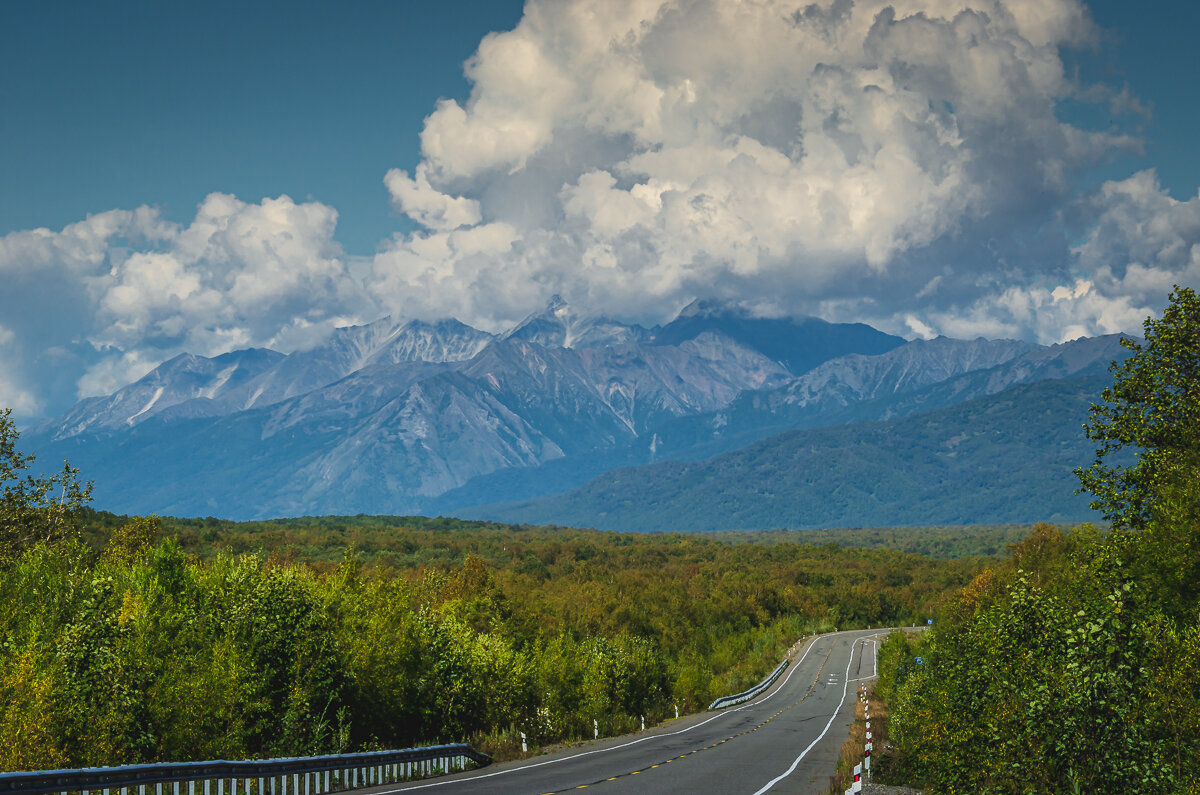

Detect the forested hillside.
xmin=479 ymin=374 xmax=1110 ymax=531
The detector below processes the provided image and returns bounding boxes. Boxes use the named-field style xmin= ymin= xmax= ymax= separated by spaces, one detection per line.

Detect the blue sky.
xmin=1 ymin=0 xmax=526 ymax=255
xmin=2 ymin=0 xmax=1199 ymax=420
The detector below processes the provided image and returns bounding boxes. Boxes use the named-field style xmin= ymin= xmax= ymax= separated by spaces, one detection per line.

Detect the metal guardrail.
xmin=708 ymin=658 xmax=790 ymax=710
xmin=0 ymin=745 xmax=491 ymax=795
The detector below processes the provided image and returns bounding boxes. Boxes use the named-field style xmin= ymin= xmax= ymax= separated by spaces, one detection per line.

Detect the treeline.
xmin=706 ymin=523 xmax=1051 ymax=559
xmin=874 ymin=287 xmax=1200 ymax=793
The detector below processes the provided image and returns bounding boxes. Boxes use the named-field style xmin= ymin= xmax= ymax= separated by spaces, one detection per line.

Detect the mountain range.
xmin=21 ymin=297 xmax=1128 ymax=528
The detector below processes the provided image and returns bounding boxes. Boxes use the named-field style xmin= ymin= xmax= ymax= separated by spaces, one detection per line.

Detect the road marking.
xmin=367 ymin=631 xmax=863 ymax=792
xmin=750 ymin=638 xmax=861 ymax=795
xmin=849 ymin=636 xmax=881 ymax=682
xmin=533 ymin=646 xmax=840 ymax=794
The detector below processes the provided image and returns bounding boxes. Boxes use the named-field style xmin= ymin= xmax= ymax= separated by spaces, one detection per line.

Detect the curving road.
xmin=360 ymin=629 xmax=882 ymax=795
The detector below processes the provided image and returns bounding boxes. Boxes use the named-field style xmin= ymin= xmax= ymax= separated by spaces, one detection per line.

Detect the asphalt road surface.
xmin=362 ymin=628 xmax=883 ymax=795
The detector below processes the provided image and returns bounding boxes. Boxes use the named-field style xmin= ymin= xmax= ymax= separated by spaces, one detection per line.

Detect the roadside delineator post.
xmin=852 ymin=762 xmax=862 ymax=793
xmin=520 ymin=732 xmax=527 ymax=753
xmin=593 ymin=719 xmax=599 ymax=739
xmin=864 ymin=692 xmax=872 ymax=780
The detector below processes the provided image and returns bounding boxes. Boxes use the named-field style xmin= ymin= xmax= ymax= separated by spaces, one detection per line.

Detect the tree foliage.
xmin=0 ymin=408 xmax=92 ymax=564
xmin=1076 ymin=284 xmax=1200 ymax=528
xmin=877 ymin=291 xmax=1200 ymax=793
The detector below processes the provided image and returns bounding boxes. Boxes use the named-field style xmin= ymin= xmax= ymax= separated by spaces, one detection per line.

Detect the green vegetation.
xmin=0 ymin=421 xmax=982 ymax=771
xmin=876 ymin=287 xmax=1200 ymax=793
xmin=706 ymin=524 xmax=1053 ymax=559
xmin=1077 ymin=284 xmax=1200 ymax=528
xmin=1 ymin=407 xmax=92 ymax=566
xmin=71 ymin=512 xmax=1040 ymax=562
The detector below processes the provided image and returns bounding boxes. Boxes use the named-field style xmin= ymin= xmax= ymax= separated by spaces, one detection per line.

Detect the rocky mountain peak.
xmin=504 ymin=296 xmax=649 ymax=349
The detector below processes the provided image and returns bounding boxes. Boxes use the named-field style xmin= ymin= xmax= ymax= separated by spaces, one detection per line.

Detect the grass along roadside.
xmin=828 ymin=684 xmax=920 ymax=795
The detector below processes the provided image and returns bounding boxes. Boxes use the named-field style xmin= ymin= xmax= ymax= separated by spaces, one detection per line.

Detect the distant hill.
xmin=467 ymin=374 xmax=1114 ymax=531
xmin=425 ymin=334 xmax=1127 ymax=512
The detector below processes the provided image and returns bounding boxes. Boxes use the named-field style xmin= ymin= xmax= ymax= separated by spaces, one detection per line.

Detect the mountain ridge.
xmin=466 ymin=374 xmax=1115 ymax=531
xmin=20 ymin=298 xmax=1130 ymax=524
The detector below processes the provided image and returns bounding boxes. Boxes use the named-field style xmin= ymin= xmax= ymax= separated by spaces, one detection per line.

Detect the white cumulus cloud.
xmin=919 ymin=170 xmax=1200 ymax=343
xmin=0 ymin=193 xmax=374 ymax=413
xmin=0 ymin=326 xmax=40 ymax=417
xmin=370 ymin=0 xmax=1144 ymax=336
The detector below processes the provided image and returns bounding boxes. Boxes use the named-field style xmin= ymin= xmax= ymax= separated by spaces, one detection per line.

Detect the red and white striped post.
xmin=864 ymin=694 xmax=871 ymax=779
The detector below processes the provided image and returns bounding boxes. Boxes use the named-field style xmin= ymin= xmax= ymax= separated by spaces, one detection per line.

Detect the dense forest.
xmin=875 ymin=287 xmax=1200 ymax=793
xmin=0 ymin=420 xmax=984 ymax=771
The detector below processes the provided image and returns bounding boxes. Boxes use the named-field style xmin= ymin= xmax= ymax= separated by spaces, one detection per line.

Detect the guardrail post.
xmin=0 ymin=744 xmax=492 ymax=795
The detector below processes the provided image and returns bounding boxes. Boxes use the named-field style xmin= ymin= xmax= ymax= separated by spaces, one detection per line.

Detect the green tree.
xmin=0 ymin=408 xmax=93 ymax=563
xmin=1075 ymin=285 xmax=1200 ymax=527
xmin=103 ymin=515 xmax=162 ymax=565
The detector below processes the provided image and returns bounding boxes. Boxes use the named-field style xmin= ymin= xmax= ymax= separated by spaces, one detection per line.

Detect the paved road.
xmin=364 ymin=629 xmax=883 ymax=795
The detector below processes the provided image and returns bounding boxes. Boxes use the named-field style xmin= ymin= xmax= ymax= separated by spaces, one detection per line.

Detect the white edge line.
xmin=749 ymin=637 xmax=859 ymax=795
xmin=374 ymin=632 xmax=831 ymax=792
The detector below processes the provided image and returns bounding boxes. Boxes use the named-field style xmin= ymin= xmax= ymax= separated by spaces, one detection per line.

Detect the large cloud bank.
xmin=372 ymin=0 xmax=1165 ymax=335
xmin=2 ymin=0 xmax=1199 ymax=419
